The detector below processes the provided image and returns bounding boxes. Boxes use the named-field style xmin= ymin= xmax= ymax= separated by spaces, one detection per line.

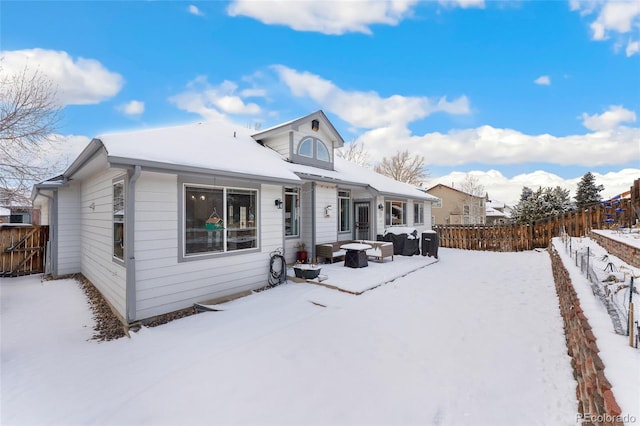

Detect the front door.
xmin=354 ymin=202 xmax=370 ymax=240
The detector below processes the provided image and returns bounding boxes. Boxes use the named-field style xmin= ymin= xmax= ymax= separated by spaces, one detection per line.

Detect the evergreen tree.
xmin=512 ymin=186 xmax=572 ymax=224
xmin=575 ymin=172 xmax=604 ymax=209
xmin=511 ymin=187 xmax=534 ymax=224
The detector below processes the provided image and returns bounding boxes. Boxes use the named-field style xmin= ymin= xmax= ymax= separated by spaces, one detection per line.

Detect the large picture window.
xmin=285 ymin=187 xmax=299 ymax=237
xmin=184 ymin=185 xmax=258 ymax=255
xmin=338 ymin=190 xmax=350 ymax=232
xmin=113 ymin=180 xmax=125 ymax=261
xmin=385 ymin=200 xmax=407 ymax=226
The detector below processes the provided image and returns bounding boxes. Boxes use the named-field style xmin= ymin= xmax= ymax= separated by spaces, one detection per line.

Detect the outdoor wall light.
xmin=311 ymin=119 xmax=319 ymax=132
xmin=275 ymin=199 xmax=283 ymax=209
xmin=89 ymin=202 xmax=95 ymax=211
xmin=378 ymin=203 xmax=384 ymax=210
xmin=325 ymin=205 xmax=333 ymax=217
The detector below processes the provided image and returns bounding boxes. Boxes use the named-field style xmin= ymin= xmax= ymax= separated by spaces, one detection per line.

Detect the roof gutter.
xmin=125 ymin=165 xmax=141 ymax=323
xmin=108 ymin=156 xmax=301 ymax=186
xmin=64 ymin=139 xmax=104 ymax=178
xmin=293 ymin=172 xmax=370 ymax=188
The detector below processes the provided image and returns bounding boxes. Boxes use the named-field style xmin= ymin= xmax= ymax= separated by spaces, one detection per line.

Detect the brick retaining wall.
xmin=589 ymin=231 xmax=640 ymax=269
xmin=549 ymin=244 xmax=624 ymax=426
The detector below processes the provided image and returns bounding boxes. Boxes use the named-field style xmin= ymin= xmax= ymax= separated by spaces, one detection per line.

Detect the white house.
xmin=32 ymin=111 xmax=438 ymax=324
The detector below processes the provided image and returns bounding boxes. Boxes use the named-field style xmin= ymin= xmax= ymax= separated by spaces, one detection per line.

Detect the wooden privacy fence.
xmin=1 ymin=225 xmax=49 ymax=277
xmin=434 ymin=197 xmax=639 ymax=252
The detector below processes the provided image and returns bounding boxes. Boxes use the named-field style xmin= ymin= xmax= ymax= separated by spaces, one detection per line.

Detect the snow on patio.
xmin=288 ymin=255 xmax=439 ymax=294
xmin=1 ymin=248 xmax=577 ymax=425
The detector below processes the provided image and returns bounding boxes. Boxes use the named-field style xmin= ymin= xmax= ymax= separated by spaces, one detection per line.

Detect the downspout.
xmin=36 ymin=189 xmax=57 ymax=276
xmin=125 ymin=166 xmax=141 ymax=323
xmin=311 ymin=182 xmax=316 ymax=262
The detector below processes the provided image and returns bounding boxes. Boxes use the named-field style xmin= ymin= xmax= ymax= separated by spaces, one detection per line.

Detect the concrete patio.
xmin=287 ymin=254 xmax=439 ymax=294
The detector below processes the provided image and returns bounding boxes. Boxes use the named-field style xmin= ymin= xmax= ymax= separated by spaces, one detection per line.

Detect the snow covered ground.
xmin=553 ymin=237 xmax=640 ymax=422
xmin=2 ymin=248 xmax=578 ymax=425
xmin=592 ymin=228 xmax=640 ymax=250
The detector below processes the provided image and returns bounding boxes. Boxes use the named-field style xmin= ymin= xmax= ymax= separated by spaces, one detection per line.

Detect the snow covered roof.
xmin=252 ymin=110 xmax=344 ymax=148
xmin=426 ymin=183 xmax=482 ymax=199
xmin=93 ymin=120 xmax=300 ymax=183
xmin=487 ymin=199 xmax=505 ymax=209
xmin=289 ymin=157 xmax=438 ymax=201
xmin=49 ymin=116 xmax=436 ymax=202
xmin=485 ymin=206 xmax=506 ymax=217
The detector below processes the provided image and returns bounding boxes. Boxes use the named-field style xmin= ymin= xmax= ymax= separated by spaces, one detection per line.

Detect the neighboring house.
xmin=485 ymin=198 xmax=513 ymax=225
xmin=426 ymin=183 xmax=486 ymax=225
xmin=32 ymin=110 xmax=438 ymax=325
xmin=0 ymin=207 xmax=10 ymax=224
xmin=1 ymin=189 xmax=35 ymax=223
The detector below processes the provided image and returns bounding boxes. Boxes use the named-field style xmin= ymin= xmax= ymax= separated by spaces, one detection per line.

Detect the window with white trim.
xmin=296 ymin=137 xmax=331 ymax=163
xmin=113 ymin=180 xmax=125 ymax=261
xmin=338 ymin=190 xmax=350 ymax=232
xmin=385 ymin=200 xmax=407 ymax=226
xmin=298 ymin=138 xmax=313 ymax=158
xmin=285 ymin=187 xmax=299 ymax=237
xmin=316 ymin=141 xmax=330 ymax=162
xmin=414 ymin=202 xmax=424 ymax=225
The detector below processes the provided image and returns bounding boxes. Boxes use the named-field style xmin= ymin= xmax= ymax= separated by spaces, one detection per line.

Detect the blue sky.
xmin=2 ymin=0 xmax=639 ymax=204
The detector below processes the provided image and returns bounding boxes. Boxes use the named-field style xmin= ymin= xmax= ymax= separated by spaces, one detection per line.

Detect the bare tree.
xmin=373 ymin=150 xmax=428 ymax=186
xmin=335 ymin=139 xmax=371 ymax=168
xmin=0 ymin=64 xmax=62 ymax=205
xmin=458 ymin=174 xmax=485 ymax=197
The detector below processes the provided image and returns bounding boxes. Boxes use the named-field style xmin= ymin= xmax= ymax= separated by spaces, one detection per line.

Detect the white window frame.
xmin=414 ymin=202 xmax=424 ymax=225
xmin=285 ymin=187 xmax=300 ymax=237
xmin=113 ymin=179 xmax=125 ymax=263
xmin=338 ymin=190 xmax=350 ymax=233
xmin=385 ymin=200 xmax=407 ymax=226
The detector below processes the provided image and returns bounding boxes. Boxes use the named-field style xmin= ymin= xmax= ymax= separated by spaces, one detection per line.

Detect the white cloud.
xmin=272 ymin=66 xmax=637 ymax=170
xmin=580 ymin=105 xmax=636 ymax=131
xmin=273 ymin=65 xmax=470 ymax=129
xmin=354 ymin=123 xmax=639 ymax=169
xmin=240 ymin=88 xmax=267 ymax=98
xmin=227 ymin=0 xmax=418 ymax=35
xmin=117 ymin=100 xmax=145 ymax=116
xmin=571 ymin=0 xmax=640 ymax=55
xmin=36 ymin=134 xmax=92 ymax=174
xmin=428 ymin=169 xmax=640 ymax=206
xmin=169 ymin=76 xmax=261 ymax=120
xmin=188 ymin=5 xmax=204 ymax=16
xmin=590 ymin=1 xmax=640 ymax=40
xmin=534 ymin=75 xmax=551 ymax=86
xmin=0 ymin=49 xmax=123 ymax=105
xmin=626 ymin=39 xmax=640 ymax=56
xmin=439 ymin=0 xmax=485 ymax=9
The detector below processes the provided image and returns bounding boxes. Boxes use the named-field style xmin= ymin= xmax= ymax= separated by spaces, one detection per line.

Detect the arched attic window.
xmin=316 ymin=140 xmax=330 ymax=161
xmin=298 ymin=138 xmax=313 ymax=158
xmin=294 ymin=136 xmax=333 ymax=170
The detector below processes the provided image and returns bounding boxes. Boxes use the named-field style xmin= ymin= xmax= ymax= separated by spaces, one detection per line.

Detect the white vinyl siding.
xmin=261 ymin=135 xmax=290 ymax=158
xmin=133 ymin=173 xmax=282 ymax=320
xmin=315 ymin=183 xmax=338 ymax=243
xmin=56 ymin=182 xmax=81 ymax=275
xmin=80 ymin=169 xmax=128 ymax=319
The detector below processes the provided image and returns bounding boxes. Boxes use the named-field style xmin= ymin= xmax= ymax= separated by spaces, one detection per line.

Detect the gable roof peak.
xmin=251 ymin=110 xmax=344 ymax=147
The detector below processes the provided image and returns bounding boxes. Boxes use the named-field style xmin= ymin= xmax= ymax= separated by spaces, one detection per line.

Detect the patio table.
xmin=340 ymin=242 xmax=372 ymax=268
